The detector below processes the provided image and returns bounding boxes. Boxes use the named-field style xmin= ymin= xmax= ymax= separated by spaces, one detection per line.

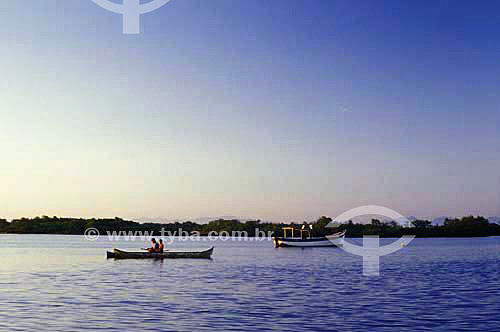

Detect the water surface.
xmin=0 ymin=235 xmax=499 ymax=331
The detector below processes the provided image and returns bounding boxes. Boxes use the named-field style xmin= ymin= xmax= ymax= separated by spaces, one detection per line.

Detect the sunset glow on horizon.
xmin=2 ymin=0 xmax=499 ymax=221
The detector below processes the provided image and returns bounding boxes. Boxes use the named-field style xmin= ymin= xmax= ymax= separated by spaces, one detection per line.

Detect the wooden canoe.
xmin=107 ymin=247 xmax=214 ymax=260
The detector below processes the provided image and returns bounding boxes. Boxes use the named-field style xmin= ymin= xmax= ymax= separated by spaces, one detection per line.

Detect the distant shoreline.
xmin=0 ymin=233 xmax=499 ymax=239
xmin=1 ymin=216 xmax=499 ymax=238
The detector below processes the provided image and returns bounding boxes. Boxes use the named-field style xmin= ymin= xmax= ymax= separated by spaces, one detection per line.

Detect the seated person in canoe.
xmin=147 ymin=238 xmax=160 ymax=253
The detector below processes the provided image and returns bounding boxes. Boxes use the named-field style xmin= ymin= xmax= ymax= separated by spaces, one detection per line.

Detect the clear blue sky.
xmin=1 ymin=0 xmax=499 ymax=221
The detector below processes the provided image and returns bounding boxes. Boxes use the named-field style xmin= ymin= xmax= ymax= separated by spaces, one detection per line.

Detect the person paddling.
xmin=147 ymin=238 xmax=160 ymax=253
xmin=158 ymin=239 xmax=164 ymax=253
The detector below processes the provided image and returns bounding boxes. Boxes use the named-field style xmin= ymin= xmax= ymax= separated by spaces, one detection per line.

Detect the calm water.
xmin=0 ymin=235 xmax=499 ymax=331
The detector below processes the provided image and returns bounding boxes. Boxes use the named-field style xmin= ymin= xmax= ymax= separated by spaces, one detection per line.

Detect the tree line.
xmin=0 ymin=215 xmax=499 ymax=237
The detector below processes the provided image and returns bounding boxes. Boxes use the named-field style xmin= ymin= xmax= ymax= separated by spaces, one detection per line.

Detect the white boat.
xmin=272 ymin=225 xmax=346 ymax=248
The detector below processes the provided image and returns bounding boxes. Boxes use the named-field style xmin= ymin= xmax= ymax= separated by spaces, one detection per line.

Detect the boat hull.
xmin=107 ymin=247 xmax=214 ymax=259
xmin=272 ymin=231 xmax=345 ymax=248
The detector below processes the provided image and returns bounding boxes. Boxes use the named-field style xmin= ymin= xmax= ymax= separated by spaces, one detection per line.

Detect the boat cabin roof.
xmin=281 ymin=226 xmax=312 ymax=238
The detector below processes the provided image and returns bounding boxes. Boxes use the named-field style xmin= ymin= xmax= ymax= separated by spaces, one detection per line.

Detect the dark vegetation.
xmin=333 ymin=216 xmax=500 ymax=237
xmin=0 ymin=215 xmax=499 ymax=237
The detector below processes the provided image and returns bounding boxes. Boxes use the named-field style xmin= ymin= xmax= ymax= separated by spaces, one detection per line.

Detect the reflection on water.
xmin=0 ymin=235 xmax=499 ymax=331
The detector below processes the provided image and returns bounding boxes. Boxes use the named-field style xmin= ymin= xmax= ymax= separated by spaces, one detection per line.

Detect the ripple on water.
xmin=0 ymin=236 xmax=499 ymax=331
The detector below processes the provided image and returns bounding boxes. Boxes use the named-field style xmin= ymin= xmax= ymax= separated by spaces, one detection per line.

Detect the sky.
xmin=1 ymin=0 xmax=499 ymax=221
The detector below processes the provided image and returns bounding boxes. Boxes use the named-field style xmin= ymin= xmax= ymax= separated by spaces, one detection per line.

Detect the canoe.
xmin=272 ymin=231 xmax=346 ymax=248
xmin=107 ymin=247 xmax=214 ymax=260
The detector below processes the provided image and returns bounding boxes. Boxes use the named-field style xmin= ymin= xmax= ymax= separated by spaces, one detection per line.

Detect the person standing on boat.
xmin=158 ymin=239 xmax=164 ymax=253
xmin=148 ymin=238 xmax=160 ymax=253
